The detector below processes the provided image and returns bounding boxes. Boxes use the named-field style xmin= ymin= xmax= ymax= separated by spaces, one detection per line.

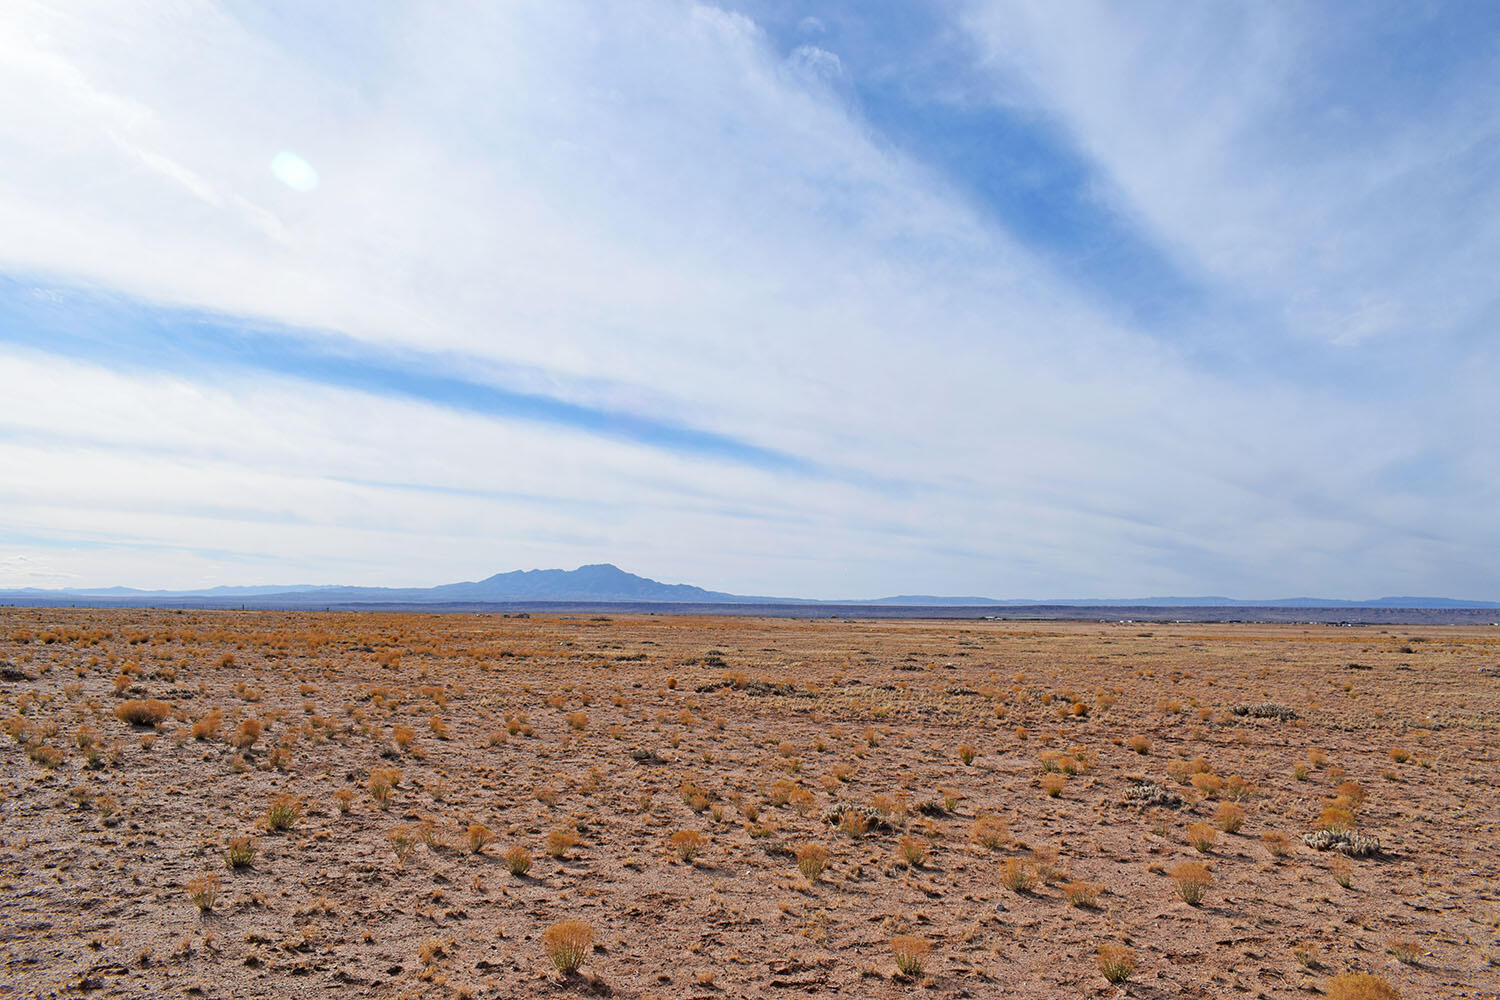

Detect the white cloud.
xmin=963 ymin=1 xmax=1500 ymax=350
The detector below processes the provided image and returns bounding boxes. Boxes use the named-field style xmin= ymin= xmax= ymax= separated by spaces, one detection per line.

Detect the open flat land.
xmin=2 ymin=609 xmax=1498 ymax=999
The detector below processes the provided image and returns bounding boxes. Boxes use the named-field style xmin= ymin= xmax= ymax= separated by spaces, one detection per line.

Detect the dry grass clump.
xmin=1214 ymin=802 xmax=1246 ymax=834
xmin=546 ymin=827 xmax=579 ymax=858
xmin=1186 ymin=821 xmax=1219 ymax=852
xmin=185 ymin=873 xmax=219 ymax=912
xmin=191 ymin=710 xmax=223 ymax=740
xmin=1261 ymin=830 xmax=1292 ymax=858
xmin=1000 ymin=857 xmax=1037 ymax=892
xmin=957 ymin=742 xmax=975 ymax=765
xmin=115 ymin=699 xmax=170 ymax=726
xmin=504 ymin=845 xmax=532 ymax=876
xmin=1386 ymin=938 xmax=1421 ymax=965
xmin=1170 ymin=861 xmax=1213 ymax=905
xmin=896 ymin=834 xmax=928 ymax=868
xmin=229 ymin=718 xmax=261 ymax=750
xmin=265 ymin=794 xmax=303 ymax=831
xmin=368 ymin=767 xmax=401 ymax=808
xmin=1317 ymin=804 xmax=1356 ymax=832
xmin=670 ymin=829 xmax=705 ymax=862
xmin=466 ymin=823 xmax=493 ymax=854
xmin=1128 ymin=734 xmax=1151 ymax=754
xmin=542 ymin=920 xmax=593 ymax=974
xmin=1064 ymin=880 xmax=1102 ymax=909
xmin=1096 ymin=943 xmax=1136 ymax=984
xmin=890 ymin=935 xmax=929 ymax=977
xmin=1324 ymin=972 xmax=1401 ymax=1000
xmin=971 ymin=813 xmax=1009 ymax=851
xmin=1041 ymin=773 xmax=1067 ymax=797
xmin=224 ymin=836 xmax=257 ymax=869
xmin=388 ymin=825 xmax=417 ymax=865
xmin=796 ymin=842 xmax=829 ymax=881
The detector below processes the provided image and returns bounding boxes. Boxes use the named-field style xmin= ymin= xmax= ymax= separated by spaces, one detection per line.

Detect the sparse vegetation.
xmin=542 ymin=920 xmax=593 ymax=974
xmin=1324 ymin=972 xmax=1402 ymax=1000
xmin=796 ymin=842 xmax=829 ymax=881
xmin=1170 ymin=862 xmax=1213 ymax=905
xmin=1096 ymin=943 xmax=1136 ymax=983
xmin=890 ymin=935 xmax=929 ymax=977
xmin=115 ymin=698 xmax=170 ymax=726
xmin=0 ymin=608 xmax=1478 ymax=997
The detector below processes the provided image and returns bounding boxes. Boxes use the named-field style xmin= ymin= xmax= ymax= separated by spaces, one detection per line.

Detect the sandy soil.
xmin=2 ymin=609 xmax=1498 ymax=999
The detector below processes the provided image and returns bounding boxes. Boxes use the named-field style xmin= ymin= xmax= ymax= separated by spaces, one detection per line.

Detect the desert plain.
xmin=1 ymin=608 xmax=1498 ymax=999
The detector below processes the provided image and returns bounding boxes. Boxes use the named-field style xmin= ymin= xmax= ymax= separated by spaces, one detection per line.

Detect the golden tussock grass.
xmin=114 ymin=698 xmax=170 ymax=726
xmin=542 ymin=920 xmax=593 ymax=974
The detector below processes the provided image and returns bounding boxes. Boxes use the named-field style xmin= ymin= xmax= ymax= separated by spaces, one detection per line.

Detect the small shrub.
xmin=957 ymin=743 xmax=975 ymax=765
xmin=796 ymin=842 xmax=829 ymax=881
xmin=1324 ymin=972 xmax=1401 ymax=1000
xmin=504 ymin=845 xmax=532 ymax=876
xmin=1170 ymin=861 xmax=1212 ymax=905
xmin=1330 ymin=856 xmax=1353 ymax=889
xmin=1096 ymin=943 xmax=1136 ymax=984
xmin=542 ymin=920 xmax=593 ymax=974
xmin=333 ymin=788 xmax=355 ymax=814
xmin=566 ymin=712 xmax=588 ymax=731
xmin=839 ymin=810 xmax=868 ymax=838
xmin=1128 ymin=735 xmax=1151 ymax=755
xmin=1388 ymin=747 xmax=1409 ymax=763
xmin=369 ymin=767 xmax=401 ymax=808
xmin=115 ymin=699 xmax=170 ymax=726
xmin=890 ymin=935 xmax=929 ymax=977
xmin=1041 ymin=773 xmax=1066 ymax=797
xmin=1186 ymin=821 xmax=1218 ymax=853
xmin=1190 ymin=772 xmax=1224 ymax=797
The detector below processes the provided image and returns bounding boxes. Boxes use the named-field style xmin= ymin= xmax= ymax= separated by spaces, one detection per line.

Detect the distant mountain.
xmin=0 ymin=565 xmax=1495 ymax=609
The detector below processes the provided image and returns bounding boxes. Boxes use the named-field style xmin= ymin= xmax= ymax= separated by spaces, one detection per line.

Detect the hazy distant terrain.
xmin=2 ymin=564 xmax=1496 ymax=624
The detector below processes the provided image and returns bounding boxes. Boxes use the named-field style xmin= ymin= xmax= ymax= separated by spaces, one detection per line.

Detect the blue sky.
xmin=0 ymin=1 xmax=1497 ymax=599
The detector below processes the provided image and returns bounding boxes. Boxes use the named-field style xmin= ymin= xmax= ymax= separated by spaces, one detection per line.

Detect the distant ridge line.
xmin=1 ymin=563 xmax=1496 ymax=611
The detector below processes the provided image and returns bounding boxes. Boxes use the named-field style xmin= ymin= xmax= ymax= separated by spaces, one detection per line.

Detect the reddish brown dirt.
xmin=2 ymin=609 xmax=1498 ymax=998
